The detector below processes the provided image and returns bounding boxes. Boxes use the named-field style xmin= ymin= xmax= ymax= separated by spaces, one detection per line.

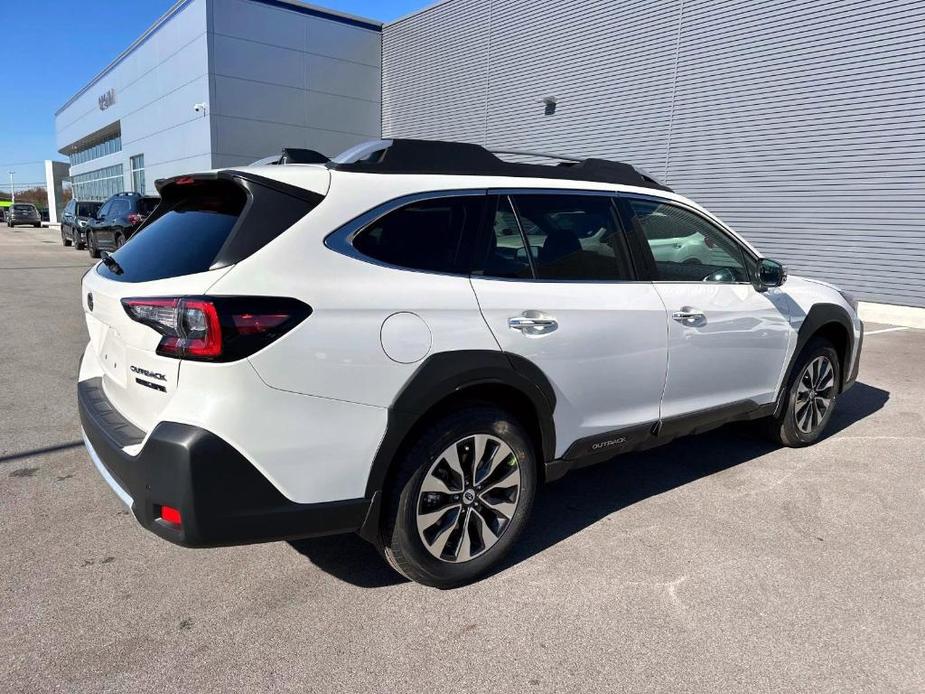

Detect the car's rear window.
xmin=13 ymin=204 xmax=35 ymax=212
xmin=96 ymin=175 xmax=322 ymax=283
xmin=97 ymin=181 xmax=246 ymax=283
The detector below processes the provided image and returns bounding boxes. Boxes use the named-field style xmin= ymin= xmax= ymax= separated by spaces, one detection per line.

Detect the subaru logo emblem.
xmin=87 ymin=293 xmax=94 ymax=311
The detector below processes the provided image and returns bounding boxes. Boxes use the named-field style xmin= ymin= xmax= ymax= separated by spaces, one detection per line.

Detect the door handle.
xmin=671 ymin=307 xmax=706 ymax=327
xmin=508 ymin=311 xmax=558 ymax=335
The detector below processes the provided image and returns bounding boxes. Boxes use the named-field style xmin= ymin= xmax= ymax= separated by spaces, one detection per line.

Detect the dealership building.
xmin=56 ymin=0 xmax=924 ymax=308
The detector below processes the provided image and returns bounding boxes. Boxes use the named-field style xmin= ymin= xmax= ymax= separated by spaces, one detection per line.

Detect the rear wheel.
xmin=379 ymin=406 xmax=537 ymax=588
xmin=114 ymin=233 xmax=125 ymax=249
xmin=34 ymin=222 xmax=41 ymax=228
xmin=88 ymin=232 xmax=101 ymax=259
xmin=766 ymin=337 xmax=840 ymax=447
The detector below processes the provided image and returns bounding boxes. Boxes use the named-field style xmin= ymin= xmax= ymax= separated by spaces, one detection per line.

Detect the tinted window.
xmin=13 ymin=204 xmax=36 ymax=212
xmin=97 ymin=200 xmax=113 ymax=219
xmin=510 ymin=194 xmax=632 ymax=281
xmin=139 ymin=197 xmax=159 ymax=214
xmin=97 ymin=181 xmax=247 ymax=283
xmin=109 ymin=199 xmax=131 ymax=218
xmin=77 ymin=202 xmax=100 ymax=217
xmin=481 ymin=196 xmax=532 ymax=278
xmin=627 ymin=198 xmax=748 ymax=283
xmin=353 ymin=196 xmax=483 ymax=274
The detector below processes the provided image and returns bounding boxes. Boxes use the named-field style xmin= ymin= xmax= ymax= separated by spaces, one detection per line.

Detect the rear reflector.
xmin=159 ymin=505 xmax=182 ymax=526
xmin=122 ymin=296 xmax=311 ymax=362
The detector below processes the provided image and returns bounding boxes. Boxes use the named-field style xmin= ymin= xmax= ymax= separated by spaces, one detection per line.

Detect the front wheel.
xmin=88 ymin=232 xmax=101 ymax=259
xmin=766 ymin=337 xmax=840 ymax=447
xmin=380 ymin=406 xmax=537 ymax=588
xmin=62 ymin=227 xmax=72 ymax=246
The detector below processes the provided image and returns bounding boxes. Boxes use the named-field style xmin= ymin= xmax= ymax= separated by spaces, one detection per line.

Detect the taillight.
xmin=127 ymin=212 xmax=144 ymax=225
xmin=122 ymin=296 xmax=311 ymax=362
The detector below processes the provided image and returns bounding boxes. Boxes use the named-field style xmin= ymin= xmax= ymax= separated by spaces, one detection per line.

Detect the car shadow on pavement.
xmin=290 ymin=381 xmax=888 ymax=588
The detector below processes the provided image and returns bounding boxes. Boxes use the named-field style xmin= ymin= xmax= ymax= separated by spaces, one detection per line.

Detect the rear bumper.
xmin=78 ymin=377 xmax=370 ymax=547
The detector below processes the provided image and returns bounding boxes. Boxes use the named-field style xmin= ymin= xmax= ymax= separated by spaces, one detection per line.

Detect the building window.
xmin=68 ymin=133 xmax=122 ymax=167
xmin=71 ymin=164 xmax=124 ymax=201
xmin=131 ymin=155 xmax=145 ymax=194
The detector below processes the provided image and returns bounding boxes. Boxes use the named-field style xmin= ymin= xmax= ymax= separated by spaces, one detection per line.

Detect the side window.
xmin=627 ymin=198 xmax=749 ymax=283
xmin=480 ymin=196 xmax=533 ymax=279
xmin=97 ymin=201 xmax=113 ymax=220
xmin=352 ymin=195 xmax=483 ymax=274
xmin=510 ymin=194 xmax=632 ymax=281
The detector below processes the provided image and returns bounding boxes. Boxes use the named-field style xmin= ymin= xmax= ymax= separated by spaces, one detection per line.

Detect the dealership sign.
xmin=98 ymin=89 xmax=116 ymax=111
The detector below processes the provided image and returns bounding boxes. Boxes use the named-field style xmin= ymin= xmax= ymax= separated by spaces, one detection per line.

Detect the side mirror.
xmin=756 ymin=258 xmax=787 ymax=291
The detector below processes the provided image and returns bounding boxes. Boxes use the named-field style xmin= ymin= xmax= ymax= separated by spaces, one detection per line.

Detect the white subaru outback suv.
xmin=78 ymin=139 xmax=863 ymax=587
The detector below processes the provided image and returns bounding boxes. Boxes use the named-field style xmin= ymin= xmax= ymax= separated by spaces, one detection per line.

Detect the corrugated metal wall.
xmin=382 ymin=0 xmax=925 ymax=307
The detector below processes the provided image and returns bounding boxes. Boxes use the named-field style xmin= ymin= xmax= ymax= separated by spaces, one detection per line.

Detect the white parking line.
xmin=865 ymin=327 xmax=910 ymax=335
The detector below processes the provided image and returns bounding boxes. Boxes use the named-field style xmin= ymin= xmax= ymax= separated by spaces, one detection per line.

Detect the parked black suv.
xmin=86 ymin=192 xmax=159 ymax=258
xmin=60 ymin=200 xmax=103 ymax=249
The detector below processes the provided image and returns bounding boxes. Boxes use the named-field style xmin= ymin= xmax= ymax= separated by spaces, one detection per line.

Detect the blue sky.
xmin=0 ymin=0 xmax=426 ymax=193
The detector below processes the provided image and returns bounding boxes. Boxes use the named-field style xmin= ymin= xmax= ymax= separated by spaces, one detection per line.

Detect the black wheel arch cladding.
xmin=775 ymin=302 xmax=855 ymax=415
xmin=362 ymin=350 xmax=556 ymax=500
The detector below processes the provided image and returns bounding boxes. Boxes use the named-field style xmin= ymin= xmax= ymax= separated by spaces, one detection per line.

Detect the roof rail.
xmin=327 ymin=139 xmax=672 ymax=192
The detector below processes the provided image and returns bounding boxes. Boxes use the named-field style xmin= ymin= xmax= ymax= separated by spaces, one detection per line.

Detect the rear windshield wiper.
xmin=101 ymin=254 xmax=125 ymax=275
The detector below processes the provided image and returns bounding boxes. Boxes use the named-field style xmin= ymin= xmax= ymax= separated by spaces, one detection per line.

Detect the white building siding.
xmin=382 ymin=0 xmax=925 ymax=307
xmin=55 ymin=0 xmax=213 ymax=194
xmin=56 ymin=0 xmax=381 ymax=193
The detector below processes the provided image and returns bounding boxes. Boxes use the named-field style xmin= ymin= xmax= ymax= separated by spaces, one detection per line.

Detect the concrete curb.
xmin=859 ymin=301 xmax=925 ymax=329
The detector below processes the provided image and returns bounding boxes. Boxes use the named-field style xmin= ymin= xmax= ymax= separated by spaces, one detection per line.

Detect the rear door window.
xmin=508 ymin=194 xmax=632 ymax=281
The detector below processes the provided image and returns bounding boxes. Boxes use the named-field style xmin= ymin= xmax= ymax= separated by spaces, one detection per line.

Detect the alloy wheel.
xmin=795 ymin=355 xmax=836 ymax=434
xmin=415 ymin=434 xmax=521 ymax=563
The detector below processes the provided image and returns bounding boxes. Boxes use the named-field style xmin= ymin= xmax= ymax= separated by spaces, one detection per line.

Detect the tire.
xmin=88 ymin=232 xmax=101 ymax=259
xmin=62 ymin=227 xmax=72 ymax=246
xmin=75 ymin=232 xmax=85 ymax=250
xmin=7 ymin=222 xmax=13 ymax=228
xmin=766 ymin=337 xmax=841 ymax=447
xmin=34 ymin=223 xmax=41 ymax=228
xmin=379 ymin=405 xmax=537 ymax=588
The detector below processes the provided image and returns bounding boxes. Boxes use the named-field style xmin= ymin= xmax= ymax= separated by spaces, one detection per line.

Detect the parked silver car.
xmin=7 ymin=203 xmax=42 ymax=228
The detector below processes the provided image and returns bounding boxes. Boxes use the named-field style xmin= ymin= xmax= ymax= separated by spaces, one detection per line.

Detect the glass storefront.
xmin=68 ymin=134 xmax=122 ymax=167
xmin=71 ymin=164 xmax=125 ymax=201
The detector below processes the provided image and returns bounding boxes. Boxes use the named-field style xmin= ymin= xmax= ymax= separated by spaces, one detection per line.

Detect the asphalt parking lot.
xmin=1 ymin=225 xmax=923 ymax=693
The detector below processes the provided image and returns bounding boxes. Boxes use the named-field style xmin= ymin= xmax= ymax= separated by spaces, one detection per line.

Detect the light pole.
xmin=7 ymin=171 xmax=14 ymax=203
